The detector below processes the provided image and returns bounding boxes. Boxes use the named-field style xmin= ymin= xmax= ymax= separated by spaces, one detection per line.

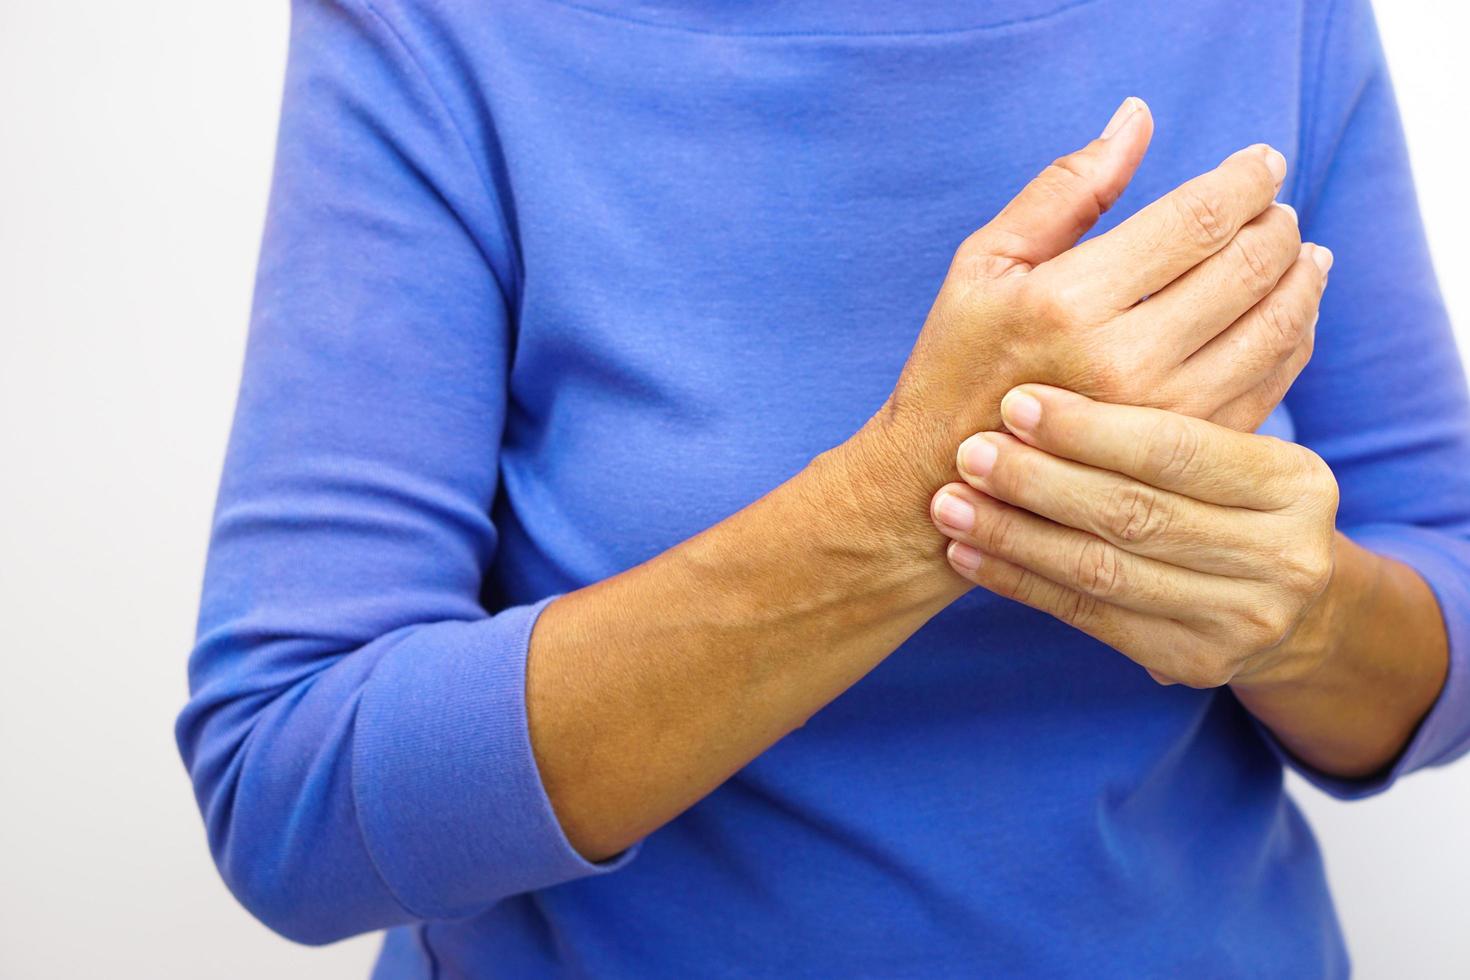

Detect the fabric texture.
xmin=177 ymin=0 xmax=1470 ymax=974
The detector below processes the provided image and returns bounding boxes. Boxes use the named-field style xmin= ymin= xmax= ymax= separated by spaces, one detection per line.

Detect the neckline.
xmin=547 ymin=0 xmax=1102 ymax=39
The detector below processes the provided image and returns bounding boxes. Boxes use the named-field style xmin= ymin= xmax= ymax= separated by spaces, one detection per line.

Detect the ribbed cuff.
xmin=351 ymin=597 xmax=639 ymax=919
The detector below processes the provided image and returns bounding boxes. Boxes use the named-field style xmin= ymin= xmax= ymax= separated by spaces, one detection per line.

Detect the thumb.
xmin=965 ymin=97 xmax=1153 ymax=276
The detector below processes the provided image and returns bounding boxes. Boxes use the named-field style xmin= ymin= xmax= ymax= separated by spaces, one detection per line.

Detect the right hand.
xmin=880 ymin=98 xmax=1330 ymax=486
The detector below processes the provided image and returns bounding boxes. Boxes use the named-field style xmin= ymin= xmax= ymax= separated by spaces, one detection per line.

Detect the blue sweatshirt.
xmin=178 ymin=0 xmax=1470 ymax=974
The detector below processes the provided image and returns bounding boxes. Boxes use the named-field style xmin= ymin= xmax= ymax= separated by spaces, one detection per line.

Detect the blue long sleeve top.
xmin=177 ymin=0 xmax=1470 ymax=974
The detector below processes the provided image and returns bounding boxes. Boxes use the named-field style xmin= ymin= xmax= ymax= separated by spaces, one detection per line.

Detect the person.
xmin=177 ymin=0 xmax=1470 ymax=974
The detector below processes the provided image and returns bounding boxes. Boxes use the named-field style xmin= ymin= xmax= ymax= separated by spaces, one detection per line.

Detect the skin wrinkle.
xmin=931 ymin=385 xmax=1446 ymax=776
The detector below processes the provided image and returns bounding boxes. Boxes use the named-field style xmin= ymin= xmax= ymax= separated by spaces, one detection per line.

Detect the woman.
xmin=179 ymin=0 xmax=1470 ymax=974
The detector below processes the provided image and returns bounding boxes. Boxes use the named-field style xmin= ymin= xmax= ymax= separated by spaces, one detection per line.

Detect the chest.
xmin=483 ymin=0 xmax=1308 ymax=578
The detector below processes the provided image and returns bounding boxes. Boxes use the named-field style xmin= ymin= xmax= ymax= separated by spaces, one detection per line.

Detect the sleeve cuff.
xmin=350 ymin=596 xmax=639 ymax=919
xmin=1256 ymin=523 xmax=1470 ymax=800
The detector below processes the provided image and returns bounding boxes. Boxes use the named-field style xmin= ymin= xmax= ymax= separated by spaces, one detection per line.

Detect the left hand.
xmin=930 ymin=384 xmax=1343 ymax=688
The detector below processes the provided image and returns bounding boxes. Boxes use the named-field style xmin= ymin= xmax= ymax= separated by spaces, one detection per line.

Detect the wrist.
xmin=863 ymin=388 xmax=1008 ymax=487
xmin=806 ymin=407 xmax=971 ymax=601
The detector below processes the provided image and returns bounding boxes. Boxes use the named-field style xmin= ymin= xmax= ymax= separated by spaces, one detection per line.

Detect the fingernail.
xmin=1276 ymin=202 xmax=1297 ymax=223
xmin=934 ymin=492 xmax=976 ymax=533
xmin=949 ymin=540 xmax=984 ymax=572
xmin=1310 ymin=244 xmax=1334 ymax=275
xmin=1100 ymin=97 xmax=1144 ymax=140
xmin=1259 ymin=145 xmax=1287 ymax=186
xmin=1001 ymin=388 xmax=1043 ymax=435
xmin=959 ymin=435 xmax=998 ymax=480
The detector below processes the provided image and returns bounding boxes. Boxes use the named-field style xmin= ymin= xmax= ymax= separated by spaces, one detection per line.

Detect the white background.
xmin=0 ymin=3 xmax=1465 ymax=977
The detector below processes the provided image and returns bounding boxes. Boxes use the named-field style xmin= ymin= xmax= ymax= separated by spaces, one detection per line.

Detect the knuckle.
xmin=1057 ymin=588 xmax=1103 ymax=627
xmin=1291 ymin=445 xmax=1338 ymax=505
xmin=1199 ymin=664 xmax=1236 ymax=689
xmin=955 ymin=238 xmax=1025 ymax=281
xmin=1259 ymin=371 xmax=1287 ymax=407
xmin=1322 ymin=471 xmax=1341 ymax=514
xmin=1282 ymin=545 xmax=1334 ymax=598
xmin=1028 ymin=276 xmax=1092 ymax=331
xmin=1147 ymin=668 xmax=1178 ymax=687
xmin=1230 ymin=150 xmax=1279 ymax=200
xmin=1310 ymin=547 xmax=1335 ymax=594
xmin=1073 ymin=538 xmax=1124 ymax=597
xmin=1104 ymin=482 xmax=1170 ymax=544
xmin=950 ymin=236 xmax=984 ymax=271
xmin=949 ymin=240 xmax=991 ymax=281
xmin=1176 ymin=658 xmax=1234 ymax=689
xmin=1229 ymin=234 xmax=1279 ymax=294
xmin=1172 ymin=187 xmax=1232 ymax=250
xmin=988 ymin=446 xmax=1030 ymax=498
xmin=1259 ymin=296 xmax=1308 ymax=355
xmin=985 ymin=564 xmax=1022 ymax=601
xmin=1039 ymin=155 xmax=1105 ymax=216
xmin=1308 ymin=448 xmax=1336 ymax=492
xmin=1237 ymin=601 xmax=1293 ymax=651
xmin=1045 ymin=154 xmax=1092 ymax=187
xmin=979 ymin=508 xmax=1023 ymax=558
xmin=1009 ymin=569 xmax=1043 ymax=606
xmin=1138 ymin=417 xmax=1203 ymax=484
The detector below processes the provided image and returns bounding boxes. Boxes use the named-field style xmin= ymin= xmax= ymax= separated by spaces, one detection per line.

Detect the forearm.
xmin=1232 ymin=533 xmax=1449 ymax=780
xmin=527 ymin=415 xmax=963 ymax=861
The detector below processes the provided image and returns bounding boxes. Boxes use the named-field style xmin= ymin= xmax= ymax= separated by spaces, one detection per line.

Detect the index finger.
xmin=1045 ymin=144 xmax=1287 ymax=312
xmin=996 ymin=384 xmax=1298 ymax=509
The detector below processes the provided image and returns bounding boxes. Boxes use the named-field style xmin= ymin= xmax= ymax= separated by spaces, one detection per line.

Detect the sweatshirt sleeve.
xmin=1262 ymin=0 xmax=1470 ymax=799
xmin=174 ymin=0 xmax=634 ymax=945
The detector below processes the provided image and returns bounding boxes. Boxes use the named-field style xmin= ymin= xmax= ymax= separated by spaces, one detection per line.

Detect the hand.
xmin=877 ymin=98 xmax=1326 ymax=496
xmin=928 ymin=384 xmax=1342 ymax=689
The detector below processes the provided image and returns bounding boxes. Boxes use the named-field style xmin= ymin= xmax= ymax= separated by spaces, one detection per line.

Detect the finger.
xmin=1174 ymin=243 xmax=1329 ymax=419
xmin=1212 ymin=319 xmax=1317 ymax=432
xmin=961 ymin=97 xmax=1153 ymax=276
xmin=996 ymin=384 xmax=1295 ymax=509
xmin=944 ymin=539 xmax=1203 ymax=681
xmin=1123 ymin=202 xmax=1302 ymax=362
xmin=1206 ymin=249 xmax=1329 ymax=432
xmin=949 ymin=434 xmax=1265 ymax=576
xmin=933 ymin=483 xmax=1242 ymax=616
xmin=1046 ymin=143 xmax=1286 ymax=311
